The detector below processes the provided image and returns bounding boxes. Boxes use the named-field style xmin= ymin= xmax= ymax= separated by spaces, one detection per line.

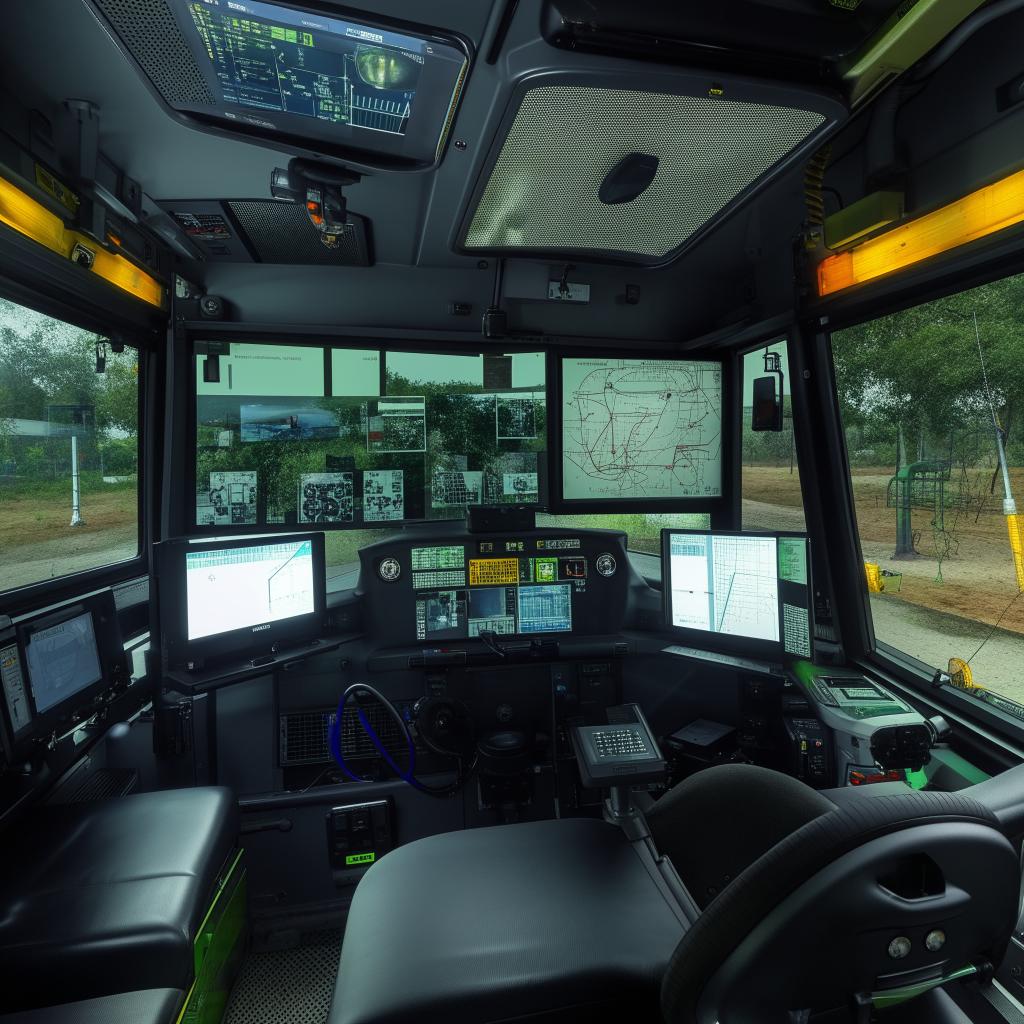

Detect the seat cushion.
xmin=0 ymin=989 xmax=184 ymax=1024
xmin=330 ymin=817 xmax=686 ymax=1024
xmin=0 ymin=787 xmax=238 ymax=1011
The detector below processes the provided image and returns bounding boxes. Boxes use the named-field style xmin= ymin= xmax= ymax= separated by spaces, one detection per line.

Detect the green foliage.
xmin=832 ymin=274 xmax=1024 ymax=468
xmin=0 ymin=300 xmax=139 ymax=482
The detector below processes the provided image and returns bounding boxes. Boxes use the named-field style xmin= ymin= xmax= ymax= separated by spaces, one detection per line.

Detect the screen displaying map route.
xmin=561 ymin=358 xmax=722 ymax=501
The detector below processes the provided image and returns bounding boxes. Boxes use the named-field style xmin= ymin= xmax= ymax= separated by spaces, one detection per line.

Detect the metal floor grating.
xmin=224 ymin=931 xmax=341 ymax=1024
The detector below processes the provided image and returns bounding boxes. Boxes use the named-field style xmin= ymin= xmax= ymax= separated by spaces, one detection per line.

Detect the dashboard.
xmin=356 ymin=529 xmax=631 ymax=647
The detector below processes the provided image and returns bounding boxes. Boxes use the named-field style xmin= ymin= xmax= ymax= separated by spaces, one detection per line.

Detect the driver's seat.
xmin=328 ymin=764 xmax=1021 ymax=1023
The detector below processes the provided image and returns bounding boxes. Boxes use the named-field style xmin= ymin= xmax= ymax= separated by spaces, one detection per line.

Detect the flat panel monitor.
xmin=662 ymin=529 xmax=813 ymax=661
xmin=23 ymin=612 xmax=103 ymax=715
xmin=159 ymin=532 xmax=326 ymax=669
xmin=561 ymin=357 xmax=723 ymax=503
xmin=167 ymin=0 xmax=468 ymax=166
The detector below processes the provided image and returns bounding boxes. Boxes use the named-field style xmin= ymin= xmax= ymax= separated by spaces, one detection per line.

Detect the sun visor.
xmin=458 ymin=73 xmax=845 ymax=266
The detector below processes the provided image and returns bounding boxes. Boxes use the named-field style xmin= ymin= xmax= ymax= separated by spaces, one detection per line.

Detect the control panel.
xmin=571 ymin=703 xmax=666 ymax=787
xmin=795 ymin=666 xmax=932 ymax=784
xmin=357 ymin=529 xmax=630 ymax=647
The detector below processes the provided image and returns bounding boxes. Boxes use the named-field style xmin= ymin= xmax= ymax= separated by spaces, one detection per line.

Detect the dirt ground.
xmin=0 ymin=487 xmax=138 ymax=591
xmin=744 ymin=464 xmax=1024 ymax=697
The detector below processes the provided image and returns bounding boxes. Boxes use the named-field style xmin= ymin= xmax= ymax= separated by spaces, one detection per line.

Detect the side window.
xmin=741 ymin=339 xmax=806 ymax=532
xmin=830 ymin=273 xmax=1024 ymax=707
xmin=0 ymin=297 xmax=140 ymax=594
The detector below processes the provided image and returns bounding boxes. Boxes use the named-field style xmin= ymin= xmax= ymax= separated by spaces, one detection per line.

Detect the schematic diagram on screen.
xmin=709 ymin=536 xmax=779 ymax=641
xmin=188 ymin=3 xmax=423 ymax=135
xmin=562 ymin=358 xmax=722 ymax=500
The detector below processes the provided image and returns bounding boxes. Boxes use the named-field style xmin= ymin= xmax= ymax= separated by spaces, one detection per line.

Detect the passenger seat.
xmin=0 ymin=989 xmax=184 ymax=1024
xmin=0 ymin=787 xmax=239 ymax=1012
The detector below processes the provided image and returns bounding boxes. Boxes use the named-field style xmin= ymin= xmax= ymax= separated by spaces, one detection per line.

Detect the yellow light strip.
xmin=0 ymin=175 xmax=164 ymax=308
xmin=818 ymin=167 xmax=1024 ymax=296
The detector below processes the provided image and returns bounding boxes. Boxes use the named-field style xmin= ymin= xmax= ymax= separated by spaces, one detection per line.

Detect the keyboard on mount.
xmin=593 ymin=728 xmax=648 ymax=758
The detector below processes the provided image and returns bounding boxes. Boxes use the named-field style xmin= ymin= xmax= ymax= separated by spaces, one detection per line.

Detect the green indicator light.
xmin=535 ymin=558 xmax=558 ymax=583
xmin=345 ymin=851 xmax=376 ymax=867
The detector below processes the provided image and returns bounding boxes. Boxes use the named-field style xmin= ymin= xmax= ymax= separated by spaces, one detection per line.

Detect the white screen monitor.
xmin=663 ymin=529 xmax=813 ymax=659
xmin=561 ymin=356 xmax=723 ymax=502
xmin=25 ymin=611 xmax=103 ymax=714
xmin=186 ymin=538 xmax=317 ymax=641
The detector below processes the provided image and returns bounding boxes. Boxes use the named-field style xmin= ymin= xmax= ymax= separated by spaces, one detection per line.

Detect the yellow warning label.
xmin=468 ymin=558 xmax=520 ymax=586
xmin=34 ymin=164 xmax=79 ymax=215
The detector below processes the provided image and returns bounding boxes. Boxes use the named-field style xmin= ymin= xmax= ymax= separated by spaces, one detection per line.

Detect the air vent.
xmin=462 ymin=82 xmax=835 ymax=263
xmin=93 ymin=0 xmax=215 ymax=107
xmin=279 ymin=705 xmax=410 ymax=767
xmin=228 ymin=202 xmax=372 ymax=266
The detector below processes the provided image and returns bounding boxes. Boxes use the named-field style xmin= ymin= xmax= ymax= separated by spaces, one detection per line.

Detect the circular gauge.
xmin=596 ymin=553 xmax=617 ymax=577
xmin=378 ymin=557 xmax=401 ymax=582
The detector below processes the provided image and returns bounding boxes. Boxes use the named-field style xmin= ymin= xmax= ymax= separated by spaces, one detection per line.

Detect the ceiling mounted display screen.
xmin=94 ymin=0 xmax=468 ymax=168
xmin=460 ymin=77 xmax=844 ymax=264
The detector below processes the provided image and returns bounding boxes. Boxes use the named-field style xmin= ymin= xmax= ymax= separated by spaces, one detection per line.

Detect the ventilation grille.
xmin=94 ymin=0 xmax=215 ymax=107
xmin=224 ymin=932 xmax=340 ymax=1024
xmin=279 ymin=705 xmax=409 ymax=767
xmin=464 ymin=86 xmax=826 ymax=259
xmin=52 ymin=768 xmax=138 ymax=804
xmin=228 ymin=201 xmax=371 ymax=265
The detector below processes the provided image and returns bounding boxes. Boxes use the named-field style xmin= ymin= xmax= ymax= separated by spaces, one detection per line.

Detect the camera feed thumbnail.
xmin=415 ymin=589 xmax=467 ymax=641
xmin=468 ymin=587 xmax=517 ymax=636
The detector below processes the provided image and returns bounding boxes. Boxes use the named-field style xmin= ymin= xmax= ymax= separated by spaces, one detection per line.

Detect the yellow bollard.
xmin=1008 ymin=513 xmax=1024 ymax=593
xmin=864 ymin=562 xmax=883 ymax=593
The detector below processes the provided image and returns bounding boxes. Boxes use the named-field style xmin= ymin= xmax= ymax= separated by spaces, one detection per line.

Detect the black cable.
xmin=478 ymin=628 xmax=507 ymax=658
xmin=965 ymin=590 xmax=1024 ymax=667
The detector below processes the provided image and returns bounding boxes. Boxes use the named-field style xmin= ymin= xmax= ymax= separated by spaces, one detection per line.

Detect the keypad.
xmin=593 ymin=727 xmax=647 ymax=758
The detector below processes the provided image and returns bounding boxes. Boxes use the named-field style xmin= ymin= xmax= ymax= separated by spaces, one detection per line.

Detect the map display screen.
xmin=24 ymin=612 xmax=103 ymax=715
xmin=186 ymin=538 xmax=316 ymax=641
xmin=664 ymin=530 xmax=813 ymax=659
xmin=561 ymin=357 xmax=723 ymax=501
xmin=170 ymin=0 xmax=468 ymax=163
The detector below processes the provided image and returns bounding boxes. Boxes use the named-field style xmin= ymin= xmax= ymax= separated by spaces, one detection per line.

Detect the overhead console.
xmin=357 ymin=528 xmax=631 ymax=654
xmin=89 ymin=0 xmax=469 ymax=169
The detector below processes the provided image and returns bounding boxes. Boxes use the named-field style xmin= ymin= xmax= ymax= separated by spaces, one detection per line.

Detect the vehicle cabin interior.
xmin=5 ymin=1 xmax=1024 ymax=1022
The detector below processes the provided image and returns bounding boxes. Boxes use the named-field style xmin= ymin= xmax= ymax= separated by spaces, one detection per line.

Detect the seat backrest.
xmin=655 ymin=769 xmax=1019 ymax=1023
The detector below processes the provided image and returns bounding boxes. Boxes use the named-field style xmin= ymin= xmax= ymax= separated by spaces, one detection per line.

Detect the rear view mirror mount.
xmin=751 ymin=351 xmax=785 ymax=432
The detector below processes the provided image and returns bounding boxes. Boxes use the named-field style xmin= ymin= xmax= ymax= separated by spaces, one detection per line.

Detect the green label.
xmin=345 ymin=851 xmax=376 ymax=867
xmin=778 ymin=537 xmax=808 ymax=584
xmin=534 ymin=557 xmax=558 ymax=583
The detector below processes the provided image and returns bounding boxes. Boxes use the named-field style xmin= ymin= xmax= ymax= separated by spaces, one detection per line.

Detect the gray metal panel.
xmin=94 ymin=0 xmax=214 ymax=106
xmin=227 ymin=201 xmax=372 ymax=266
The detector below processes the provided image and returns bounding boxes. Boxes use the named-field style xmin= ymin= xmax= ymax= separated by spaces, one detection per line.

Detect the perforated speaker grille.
xmin=228 ymin=201 xmax=371 ymax=265
xmin=94 ymin=0 xmax=215 ymax=107
xmin=464 ymin=86 xmax=826 ymax=259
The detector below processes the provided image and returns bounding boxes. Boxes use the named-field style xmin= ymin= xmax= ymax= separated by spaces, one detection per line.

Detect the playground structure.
xmin=886 ymin=458 xmax=953 ymax=558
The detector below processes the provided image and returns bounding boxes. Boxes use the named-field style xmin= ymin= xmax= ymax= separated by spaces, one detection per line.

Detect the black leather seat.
xmin=0 ymin=989 xmax=184 ymax=1024
xmin=329 ymin=765 xmax=1023 ymax=1024
xmin=0 ymin=787 xmax=238 ymax=1012
xmin=330 ymin=817 xmax=688 ymax=1024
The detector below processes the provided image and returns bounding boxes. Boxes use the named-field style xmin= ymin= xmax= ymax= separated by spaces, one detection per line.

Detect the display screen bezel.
xmin=552 ymin=349 xmax=733 ymax=515
xmin=661 ymin=528 xmax=813 ymax=662
xmin=158 ymin=531 xmax=327 ymax=670
xmin=153 ymin=0 xmax=470 ymax=169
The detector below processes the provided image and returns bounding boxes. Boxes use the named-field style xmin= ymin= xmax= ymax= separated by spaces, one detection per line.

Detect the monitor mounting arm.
xmin=270 ymin=159 xmax=362 ymax=249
